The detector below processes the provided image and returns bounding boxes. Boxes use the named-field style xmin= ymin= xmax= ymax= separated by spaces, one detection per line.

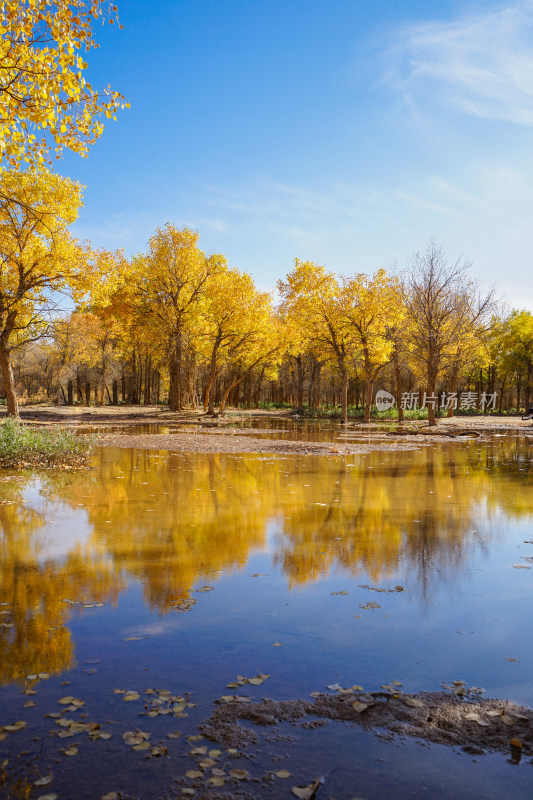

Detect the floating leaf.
xmin=208 ymin=749 xmax=221 ymax=758
xmin=64 ymin=747 xmax=78 ymax=756
xmin=505 ymin=657 xmax=518 ymax=662
xmin=272 ymin=641 xmax=283 ymax=647
xmin=123 ymin=692 xmax=140 ymax=701
xmin=211 ymin=768 xmax=225 ymax=777
xmin=229 ymin=769 xmax=248 ymax=780
xmin=275 ymin=769 xmax=291 ymax=778
xmin=199 ymin=758 xmax=216 ymax=768
xmin=34 ymin=776 xmax=53 ymax=786
xmin=186 ymin=770 xmax=203 ymax=779
xmin=101 ymin=794 xmax=119 ymax=800
xmin=151 ymin=746 xmax=167 ymax=757
xmin=352 ymin=702 xmax=368 ymax=713
xmin=510 ymin=738 xmax=523 ymax=749
xmin=331 ymin=591 xmax=349 ymax=596
xmin=4 ymin=720 xmax=27 ymax=731
xmin=327 ymin=683 xmax=342 ymax=691
xmin=132 ymin=741 xmax=150 ymax=751
xmin=190 ymin=745 xmax=207 ymax=755
xmin=36 ymin=795 xmax=57 ymax=800
xmin=209 ymin=777 xmax=225 ymax=786
xmin=404 ymin=698 xmax=424 ymax=708
xmin=292 ymin=786 xmax=315 ymax=799
xmin=58 ymin=697 xmax=76 ymax=705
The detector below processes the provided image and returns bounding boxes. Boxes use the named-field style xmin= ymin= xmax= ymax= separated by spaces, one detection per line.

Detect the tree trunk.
xmin=296 ymin=355 xmax=304 ymax=408
xmin=362 ymin=345 xmax=372 ymax=423
xmin=85 ymin=382 xmax=90 ymax=406
xmin=204 ymin=335 xmax=221 ymax=415
xmin=67 ymin=380 xmax=73 ymax=405
xmin=393 ymin=360 xmax=404 ymax=423
xmin=112 ymin=379 xmax=118 ymax=405
xmin=427 ymin=373 xmax=437 ymax=426
xmin=447 ymin=368 xmax=458 ymax=418
xmin=0 ymin=342 xmax=18 ymax=416
xmin=340 ymin=369 xmax=348 ymax=424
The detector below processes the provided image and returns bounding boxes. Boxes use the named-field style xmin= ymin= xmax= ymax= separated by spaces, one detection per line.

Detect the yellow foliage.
xmin=0 ymin=0 xmax=128 ymax=168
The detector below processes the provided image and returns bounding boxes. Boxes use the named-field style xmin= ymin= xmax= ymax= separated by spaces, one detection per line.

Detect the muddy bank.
xmin=93 ymin=431 xmax=412 ymax=456
xmin=200 ymin=690 xmax=533 ymax=757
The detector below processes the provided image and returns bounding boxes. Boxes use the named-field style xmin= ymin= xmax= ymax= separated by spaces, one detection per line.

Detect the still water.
xmin=0 ymin=437 xmax=532 ymax=799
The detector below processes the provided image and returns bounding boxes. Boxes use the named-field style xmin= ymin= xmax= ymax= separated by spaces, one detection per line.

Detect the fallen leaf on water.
xmin=34 ymin=776 xmax=53 ymax=786
xmin=194 ymin=586 xmax=214 ymax=593
xmin=190 ymin=745 xmax=208 ymax=755
xmin=292 ymin=784 xmax=320 ymax=799
xmin=512 ymin=564 xmax=530 ymax=569
xmin=510 ymin=738 xmax=523 ymax=749
xmin=359 ymin=602 xmax=381 ymax=610
xmin=327 ymin=683 xmax=342 ymax=691
xmin=352 ymin=702 xmax=368 ymax=713
xmin=38 ymin=673 xmax=50 ymax=680
xmin=181 ymin=791 xmax=196 ymax=797
xmin=64 ymin=747 xmax=78 ymax=756
xmin=275 ymin=769 xmax=291 ymax=778
xmin=331 ymin=591 xmax=349 ymax=596
xmin=123 ymin=692 xmax=140 ymax=701
xmin=505 ymin=657 xmax=518 ymax=662
xmin=167 ymin=731 xmax=182 ymax=739
xmin=250 ymin=573 xmax=268 ymax=577
xmin=199 ymin=758 xmax=216 ymax=768
xmin=501 ymin=715 xmax=515 ymax=725
xmin=208 ymin=749 xmax=221 ymax=758
xmin=186 ymin=770 xmax=203 ymax=779
xmin=4 ymin=720 xmax=27 ymax=731
xmin=272 ymin=641 xmax=283 ymax=647
xmin=211 ymin=768 xmax=225 ymax=777
xmin=229 ymin=769 xmax=248 ymax=780
xmin=36 ymin=794 xmax=57 ymax=800
xmin=133 ymin=741 xmax=150 ymax=751
xmin=404 ymin=698 xmax=424 ymax=708
xmin=151 ymin=747 xmax=167 ymax=757
xmin=101 ymin=794 xmax=119 ymax=800
xmin=23 ymin=700 xmax=35 ymax=708
xmin=209 ymin=777 xmax=225 ymax=786
xmin=124 ymin=637 xmax=144 ymax=641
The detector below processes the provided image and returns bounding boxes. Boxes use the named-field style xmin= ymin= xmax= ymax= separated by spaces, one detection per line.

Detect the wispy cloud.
xmin=383 ymin=1 xmax=533 ymax=125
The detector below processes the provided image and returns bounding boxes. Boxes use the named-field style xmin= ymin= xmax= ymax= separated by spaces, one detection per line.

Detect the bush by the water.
xmin=0 ymin=418 xmax=91 ymax=468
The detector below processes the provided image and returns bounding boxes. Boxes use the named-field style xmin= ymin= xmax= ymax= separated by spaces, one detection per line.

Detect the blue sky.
xmin=61 ymin=0 xmax=533 ymax=310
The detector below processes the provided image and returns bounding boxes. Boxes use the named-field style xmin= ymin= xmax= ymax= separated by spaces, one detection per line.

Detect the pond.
xmin=0 ymin=434 xmax=532 ymax=799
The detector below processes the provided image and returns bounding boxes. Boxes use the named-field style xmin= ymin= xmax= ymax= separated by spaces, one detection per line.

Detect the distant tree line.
xmin=1 ymin=170 xmax=532 ymax=425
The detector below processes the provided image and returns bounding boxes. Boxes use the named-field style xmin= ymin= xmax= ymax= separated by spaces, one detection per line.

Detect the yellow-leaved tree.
xmin=0 ymin=0 xmax=128 ymax=170
xmin=200 ymin=265 xmax=275 ymax=415
xmin=0 ymin=168 xmax=84 ymax=415
xmin=342 ymin=268 xmax=404 ymax=422
xmin=278 ymin=259 xmax=353 ymax=423
xmin=132 ymin=224 xmax=225 ymax=411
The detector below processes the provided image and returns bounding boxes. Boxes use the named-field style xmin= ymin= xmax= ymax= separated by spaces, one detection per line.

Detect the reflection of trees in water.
xmin=0 ymin=437 xmax=531 ymax=685
xmin=0 ymin=475 xmax=119 ymax=685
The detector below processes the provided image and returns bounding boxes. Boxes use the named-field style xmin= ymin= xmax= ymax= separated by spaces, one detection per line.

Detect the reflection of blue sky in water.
xmin=0 ymin=436 xmax=532 ymax=798
xmin=21 ymin=480 xmax=93 ymax=563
